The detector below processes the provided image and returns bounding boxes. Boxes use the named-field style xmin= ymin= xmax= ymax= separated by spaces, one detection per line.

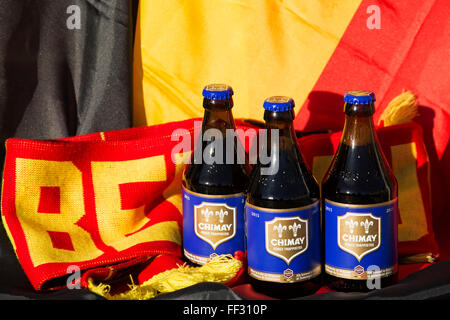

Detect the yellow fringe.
xmin=379 ymin=91 xmax=419 ymax=126
xmin=87 ymin=254 xmax=242 ymax=300
xmin=399 ymin=252 xmax=438 ymax=264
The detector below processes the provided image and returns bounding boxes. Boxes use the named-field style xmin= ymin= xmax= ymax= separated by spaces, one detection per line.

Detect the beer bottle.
xmin=246 ymin=96 xmax=322 ymax=298
xmin=182 ymin=84 xmax=249 ymax=265
xmin=322 ymin=91 xmax=398 ymax=291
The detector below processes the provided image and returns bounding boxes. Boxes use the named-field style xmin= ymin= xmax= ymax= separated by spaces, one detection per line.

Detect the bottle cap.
xmin=202 ymin=84 xmax=234 ymax=100
xmin=263 ymin=96 xmax=295 ymax=111
xmin=344 ymin=90 xmax=376 ymax=105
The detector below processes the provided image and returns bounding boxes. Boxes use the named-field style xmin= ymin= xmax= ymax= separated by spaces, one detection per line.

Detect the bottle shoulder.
xmin=183 ymin=162 xmax=249 ymax=195
xmin=322 ymin=143 xmax=397 ymax=204
xmin=247 ymin=158 xmax=320 ymax=209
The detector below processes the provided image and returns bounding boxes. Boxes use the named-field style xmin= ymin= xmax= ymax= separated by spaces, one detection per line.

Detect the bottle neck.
xmin=264 ymin=110 xmax=298 ymax=149
xmin=261 ymin=110 xmax=305 ymax=177
xmin=196 ymin=101 xmax=239 ymax=166
xmin=202 ymin=98 xmax=236 ymax=135
xmin=202 ymin=109 xmax=236 ymax=135
xmin=341 ymin=114 xmax=377 ymax=147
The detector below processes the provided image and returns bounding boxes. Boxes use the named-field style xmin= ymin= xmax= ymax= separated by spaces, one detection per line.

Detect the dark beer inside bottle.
xmin=183 ymin=89 xmax=249 ymax=195
xmin=182 ymin=85 xmax=249 ymax=267
xmin=247 ymin=109 xmax=319 ymax=208
xmin=322 ymin=99 xmax=398 ymax=291
xmin=247 ymin=104 xmax=321 ymax=298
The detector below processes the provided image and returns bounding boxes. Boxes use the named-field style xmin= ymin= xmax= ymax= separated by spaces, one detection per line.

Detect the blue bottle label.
xmin=182 ymin=186 xmax=246 ymax=265
xmin=324 ymin=199 xmax=398 ymax=280
xmin=246 ymin=201 xmax=321 ymax=283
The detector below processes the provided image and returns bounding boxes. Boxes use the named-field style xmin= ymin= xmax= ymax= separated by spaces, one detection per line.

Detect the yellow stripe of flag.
xmin=133 ymin=0 xmax=362 ymax=126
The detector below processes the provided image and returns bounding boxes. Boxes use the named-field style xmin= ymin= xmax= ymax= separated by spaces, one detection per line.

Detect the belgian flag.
xmin=133 ymin=0 xmax=450 ymax=261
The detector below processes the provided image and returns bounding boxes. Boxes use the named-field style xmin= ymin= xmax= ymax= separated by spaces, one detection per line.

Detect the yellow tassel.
xmin=379 ymin=91 xmax=419 ymax=126
xmin=399 ymin=252 xmax=438 ymax=264
xmin=87 ymin=254 xmax=242 ymax=300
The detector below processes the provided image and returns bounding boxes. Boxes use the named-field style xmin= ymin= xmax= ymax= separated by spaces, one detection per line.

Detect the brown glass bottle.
xmin=182 ymin=84 xmax=249 ymax=266
xmin=322 ymin=91 xmax=398 ymax=292
xmin=246 ymin=97 xmax=322 ymax=299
